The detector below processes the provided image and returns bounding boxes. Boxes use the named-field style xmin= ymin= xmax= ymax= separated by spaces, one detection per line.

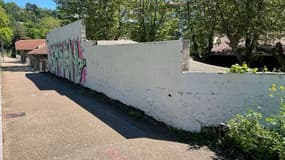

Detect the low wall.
xmin=179 ymin=72 xmax=285 ymax=131
xmin=47 ymin=20 xmax=285 ymax=131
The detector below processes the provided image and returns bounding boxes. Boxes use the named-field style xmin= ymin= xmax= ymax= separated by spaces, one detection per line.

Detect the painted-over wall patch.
xmin=48 ymin=37 xmax=87 ymax=85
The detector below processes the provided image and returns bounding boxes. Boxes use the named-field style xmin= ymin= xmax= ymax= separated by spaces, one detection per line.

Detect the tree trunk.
xmin=228 ymin=35 xmax=242 ymax=64
xmin=149 ymin=0 xmax=158 ymax=41
xmin=274 ymin=42 xmax=285 ymax=71
xmin=207 ymin=33 xmax=213 ymax=55
xmin=191 ymin=34 xmax=199 ymax=57
xmin=1 ymin=40 xmax=3 ymax=62
xmin=245 ymin=33 xmax=258 ymax=65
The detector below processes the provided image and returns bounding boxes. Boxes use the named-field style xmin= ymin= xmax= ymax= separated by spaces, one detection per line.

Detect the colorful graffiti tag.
xmin=48 ymin=37 xmax=87 ymax=85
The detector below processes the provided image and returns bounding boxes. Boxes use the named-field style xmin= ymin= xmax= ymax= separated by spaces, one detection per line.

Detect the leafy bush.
xmin=229 ymin=63 xmax=258 ymax=73
xmin=224 ymin=84 xmax=285 ymax=160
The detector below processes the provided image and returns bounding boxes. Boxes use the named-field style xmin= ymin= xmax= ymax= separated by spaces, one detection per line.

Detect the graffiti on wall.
xmin=48 ymin=37 xmax=87 ymax=85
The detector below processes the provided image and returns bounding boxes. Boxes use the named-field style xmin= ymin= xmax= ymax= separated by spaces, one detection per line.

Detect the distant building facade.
xmin=15 ymin=39 xmax=48 ymax=71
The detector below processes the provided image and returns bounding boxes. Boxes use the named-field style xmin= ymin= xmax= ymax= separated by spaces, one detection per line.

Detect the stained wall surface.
xmin=47 ymin=20 xmax=87 ymax=84
xmin=47 ymin=20 xmax=285 ymax=131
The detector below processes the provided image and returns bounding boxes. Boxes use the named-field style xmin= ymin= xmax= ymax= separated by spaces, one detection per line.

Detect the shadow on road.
xmin=24 ymin=69 xmax=228 ymax=159
xmin=25 ymin=72 xmax=177 ymax=141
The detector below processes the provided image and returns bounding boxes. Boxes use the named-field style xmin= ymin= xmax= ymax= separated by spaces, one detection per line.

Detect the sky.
xmin=3 ymin=0 xmax=56 ymax=9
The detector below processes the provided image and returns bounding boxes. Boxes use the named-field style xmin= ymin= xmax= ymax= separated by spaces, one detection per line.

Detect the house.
xmin=211 ymin=36 xmax=285 ymax=54
xmin=15 ymin=39 xmax=46 ymax=63
xmin=209 ymin=36 xmax=285 ymax=69
xmin=27 ymin=44 xmax=48 ymax=72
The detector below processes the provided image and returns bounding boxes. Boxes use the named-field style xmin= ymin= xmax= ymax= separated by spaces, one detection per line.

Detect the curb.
xmin=0 ymin=61 xmax=3 ymax=160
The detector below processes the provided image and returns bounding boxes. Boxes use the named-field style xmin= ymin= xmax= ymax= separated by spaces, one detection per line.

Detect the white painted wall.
xmin=48 ymin=20 xmax=285 ymax=132
xmin=179 ymin=72 xmax=285 ymax=131
xmin=47 ymin=20 xmax=85 ymax=44
xmin=83 ymin=40 xmax=186 ymax=129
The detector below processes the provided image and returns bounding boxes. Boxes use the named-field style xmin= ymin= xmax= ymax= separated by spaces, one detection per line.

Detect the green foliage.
xmin=11 ymin=22 xmax=28 ymax=41
xmin=53 ymin=0 xmax=285 ymax=64
xmin=229 ymin=63 xmax=250 ymax=73
xmin=0 ymin=6 xmax=12 ymax=45
xmin=267 ymin=84 xmax=285 ymax=137
xmin=24 ymin=15 xmax=60 ymax=39
xmin=229 ymin=63 xmax=259 ymax=73
xmin=37 ymin=16 xmax=60 ymax=38
xmin=85 ymin=0 xmax=120 ymax=40
xmin=263 ymin=66 xmax=268 ymax=72
xmin=0 ymin=1 xmax=61 ymax=50
xmin=0 ymin=5 xmax=9 ymax=26
xmin=54 ymin=0 xmax=183 ymax=41
xmin=225 ymin=84 xmax=285 ymax=159
xmin=0 ymin=27 xmax=13 ymax=44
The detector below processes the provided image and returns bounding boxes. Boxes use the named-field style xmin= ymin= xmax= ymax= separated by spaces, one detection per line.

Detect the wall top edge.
xmin=183 ymin=71 xmax=285 ymax=75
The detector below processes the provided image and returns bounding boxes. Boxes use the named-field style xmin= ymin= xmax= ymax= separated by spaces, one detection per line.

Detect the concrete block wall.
xmin=47 ymin=20 xmax=285 ymax=132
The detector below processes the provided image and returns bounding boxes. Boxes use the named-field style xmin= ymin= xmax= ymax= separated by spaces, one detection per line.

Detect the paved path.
xmin=1 ymin=57 xmax=217 ymax=160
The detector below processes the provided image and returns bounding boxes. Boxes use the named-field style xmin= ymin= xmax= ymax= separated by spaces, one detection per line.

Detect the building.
xmin=27 ymin=44 xmax=48 ymax=72
xmin=209 ymin=36 xmax=285 ymax=69
xmin=15 ymin=39 xmax=46 ymax=63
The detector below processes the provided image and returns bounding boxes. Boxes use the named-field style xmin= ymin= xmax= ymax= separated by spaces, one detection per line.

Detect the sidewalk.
xmin=0 ymin=56 xmax=3 ymax=160
xmin=1 ymin=57 xmax=217 ymax=160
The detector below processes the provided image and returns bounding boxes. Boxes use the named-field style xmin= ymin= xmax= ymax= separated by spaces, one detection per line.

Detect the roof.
xmin=211 ymin=36 xmax=232 ymax=54
xmin=28 ymin=45 xmax=48 ymax=55
xmin=15 ymin=39 xmax=46 ymax=51
xmin=211 ymin=36 xmax=285 ymax=54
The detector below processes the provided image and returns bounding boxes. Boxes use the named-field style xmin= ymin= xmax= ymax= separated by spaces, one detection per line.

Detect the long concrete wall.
xmin=47 ymin=20 xmax=285 ymax=132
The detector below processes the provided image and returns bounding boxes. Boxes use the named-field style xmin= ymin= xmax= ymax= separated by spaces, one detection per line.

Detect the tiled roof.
xmin=211 ymin=36 xmax=285 ymax=54
xmin=211 ymin=36 xmax=232 ymax=53
xmin=15 ymin=39 xmax=46 ymax=51
xmin=28 ymin=45 xmax=48 ymax=55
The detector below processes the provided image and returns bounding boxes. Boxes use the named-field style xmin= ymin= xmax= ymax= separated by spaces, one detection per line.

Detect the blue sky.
xmin=3 ymin=0 xmax=56 ymax=9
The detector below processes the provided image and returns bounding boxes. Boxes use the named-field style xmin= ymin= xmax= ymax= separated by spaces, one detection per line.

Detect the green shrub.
xmin=224 ymin=84 xmax=285 ymax=160
xmin=229 ymin=63 xmax=258 ymax=73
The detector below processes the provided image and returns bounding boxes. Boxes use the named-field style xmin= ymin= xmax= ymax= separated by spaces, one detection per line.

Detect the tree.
xmin=85 ymin=0 xmax=119 ymax=40
xmin=0 ymin=6 xmax=13 ymax=48
xmin=54 ymin=0 xmax=180 ymax=41
xmin=54 ymin=0 xmax=121 ymax=40
xmin=125 ymin=0 xmax=173 ymax=42
xmin=54 ymin=0 xmax=88 ymax=24
xmin=11 ymin=22 xmax=28 ymax=40
xmin=3 ymin=2 xmax=21 ymax=22
xmin=38 ymin=16 xmax=61 ymax=38
xmin=53 ymin=0 xmax=285 ymax=67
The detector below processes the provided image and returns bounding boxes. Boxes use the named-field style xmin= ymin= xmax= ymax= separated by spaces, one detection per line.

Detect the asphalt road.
xmin=1 ymin=57 xmax=218 ymax=160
